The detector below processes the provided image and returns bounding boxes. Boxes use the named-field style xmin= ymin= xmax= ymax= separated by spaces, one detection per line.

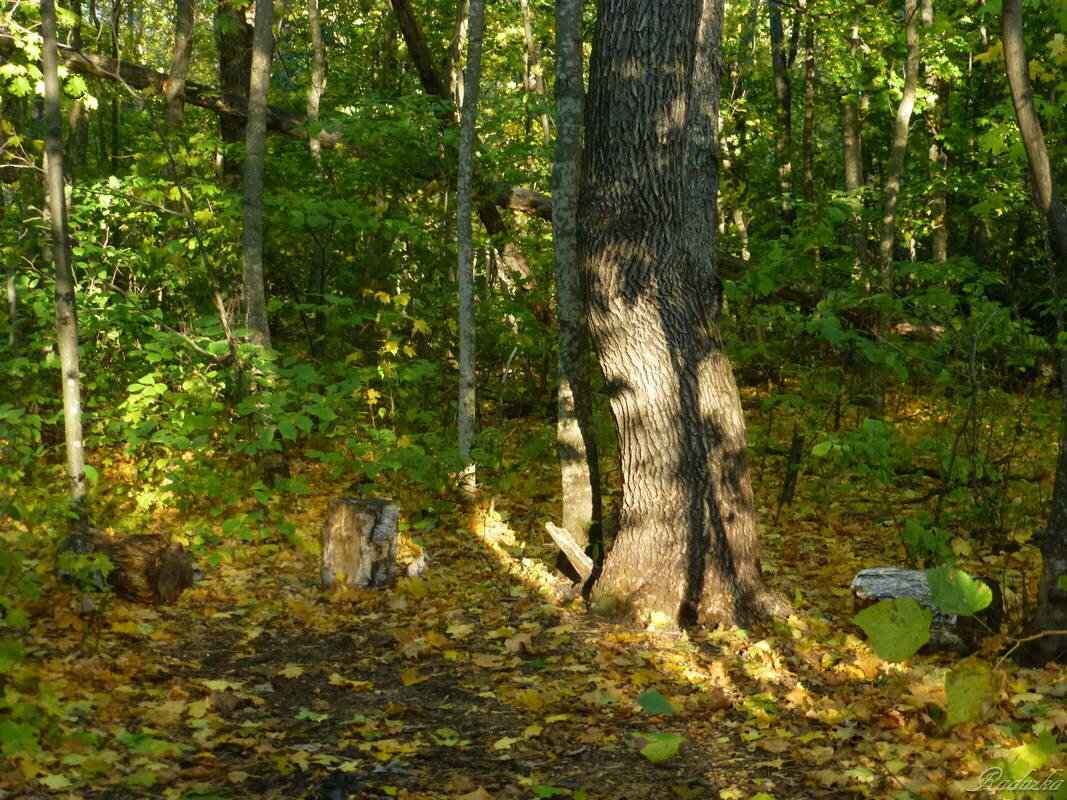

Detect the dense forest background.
xmin=1 ymin=0 xmax=1067 ymax=796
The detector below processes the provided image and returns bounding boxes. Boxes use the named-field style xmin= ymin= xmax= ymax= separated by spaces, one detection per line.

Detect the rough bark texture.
xmin=215 ymin=0 xmax=253 ymax=174
xmin=42 ymin=0 xmax=90 ymax=546
xmin=165 ymin=0 xmax=195 ymax=134
xmin=306 ymin=0 xmax=327 ymax=160
xmin=1002 ymin=0 xmax=1067 ymax=665
xmin=580 ymin=0 xmax=785 ymax=628
xmin=841 ymin=9 xmax=868 ymax=265
xmin=852 ymin=567 xmax=1002 ymax=654
xmin=456 ymin=0 xmax=486 ymax=493
xmin=320 ymin=499 xmax=400 ymax=589
xmin=88 ymin=529 xmax=194 ymax=604
xmin=552 ymin=0 xmax=601 ymax=552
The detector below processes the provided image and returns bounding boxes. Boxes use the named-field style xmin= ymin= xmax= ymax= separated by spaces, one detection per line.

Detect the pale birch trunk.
xmin=306 ymin=0 xmax=327 ymax=160
xmin=553 ymin=0 xmax=601 ymax=554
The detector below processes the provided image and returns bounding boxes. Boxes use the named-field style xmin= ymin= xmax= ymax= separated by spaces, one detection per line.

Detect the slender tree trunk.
xmin=42 ymin=0 xmax=90 ymax=546
xmin=872 ymin=0 xmax=920 ymax=414
xmin=921 ymin=0 xmax=947 ymax=262
xmin=841 ymin=9 xmax=867 ymax=264
xmin=215 ymin=0 xmax=253 ymax=176
xmin=166 ymin=0 xmax=195 ymax=135
xmin=306 ymin=0 xmax=327 ymax=160
xmin=242 ymin=0 xmax=274 ymax=352
xmin=1002 ymin=0 xmax=1067 ymax=665
xmin=109 ymin=0 xmax=122 ymax=171
xmin=581 ymin=0 xmax=786 ymax=627
xmin=800 ymin=10 xmax=815 ymax=204
xmin=456 ymin=0 xmax=486 ymax=494
xmin=241 ymin=0 xmax=288 ymax=485
xmin=552 ymin=0 xmax=601 ymax=554
xmin=769 ymin=0 xmax=794 ymax=224
xmin=519 ymin=0 xmax=551 ymax=143
xmin=723 ymin=0 xmax=760 ymax=259
xmin=447 ymin=0 xmax=470 ymax=106
xmin=387 ymin=0 xmax=538 ymax=295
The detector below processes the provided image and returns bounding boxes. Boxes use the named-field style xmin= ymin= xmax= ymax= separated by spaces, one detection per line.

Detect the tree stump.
xmin=320 ymin=499 xmax=399 ymax=589
xmin=86 ymin=529 xmax=195 ymax=604
xmin=852 ymin=567 xmax=1003 ymax=654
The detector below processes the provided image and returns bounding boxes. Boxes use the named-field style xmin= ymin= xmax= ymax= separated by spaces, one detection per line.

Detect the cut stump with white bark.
xmin=852 ymin=566 xmax=1003 ymax=654
xmin=321 ymin=499 xmax=399 ymax=589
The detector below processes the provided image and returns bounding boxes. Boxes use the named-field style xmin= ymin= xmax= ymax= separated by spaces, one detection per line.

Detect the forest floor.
xmin=3 ymin=398 xmax=1067 ymax=800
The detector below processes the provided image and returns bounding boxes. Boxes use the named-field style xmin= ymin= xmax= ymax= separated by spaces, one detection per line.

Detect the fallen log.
xmin=852 ymin=566 xmax=1003 ymax=654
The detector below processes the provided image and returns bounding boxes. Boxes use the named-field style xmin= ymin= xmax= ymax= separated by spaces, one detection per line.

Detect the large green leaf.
xmin=636 ymin=689 xmax=675 ymax=714
xmin=854 ymin=598 xmax=932 ymax=662
xmin=635 ymin=732 xmax=684 ymax=763
xmin=945 ymin=658 xmax=992 ymax=726
xmin=925 ymin=568 xmax=992 ymax=616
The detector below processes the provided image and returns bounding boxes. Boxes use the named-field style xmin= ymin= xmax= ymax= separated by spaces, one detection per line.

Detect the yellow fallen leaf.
xmin=227 ymin=770 xmax=249 ymax=783
xmin=504 ymin=632 xmax=534 ymax=653
xmin=186 ymin=698 xmax=210 ymax=719
xmin=458 ymin=789 xmax=493 ymax=800
xmin=471 ymin=653 xmax=506 ymax=669
xmin=756 ymin=737 xmax=790 ymax=754
xmin=492 ymin=736 xmax=521 ymax=750
xmin=512 ymin=688 xmax=542 ymax=711
xmin=425 ymin=631 xmax=450 ymax=649
xmin=279 ymin=664 xmax=305 ymax=679
xmin=39 ymin=773 xmax=72 ymax=790
xmin=401 ymin=668 xmax=426 ymax=686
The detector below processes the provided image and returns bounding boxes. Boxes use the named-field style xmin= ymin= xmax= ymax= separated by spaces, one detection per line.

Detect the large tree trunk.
xmin=580 ymin=0 xmax=785 ymax=628
xmin=165 ymin=0 xmax=195 ymax=135
xmin=1002 ymin=0 xmax=1067 ymax=665
xmin=215 ymin=0 xmax=253 ymax=176
xmin=42 ymin=0 xmax=91 ymax=547
xmin=456 ymin=0 xmax=486 ymax=494
xmin=552 ymin=0 xmax=601 ymax=555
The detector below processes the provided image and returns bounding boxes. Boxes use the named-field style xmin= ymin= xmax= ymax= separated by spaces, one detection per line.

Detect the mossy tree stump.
xmin=320 ymin=499 xmax=399 ymax=589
